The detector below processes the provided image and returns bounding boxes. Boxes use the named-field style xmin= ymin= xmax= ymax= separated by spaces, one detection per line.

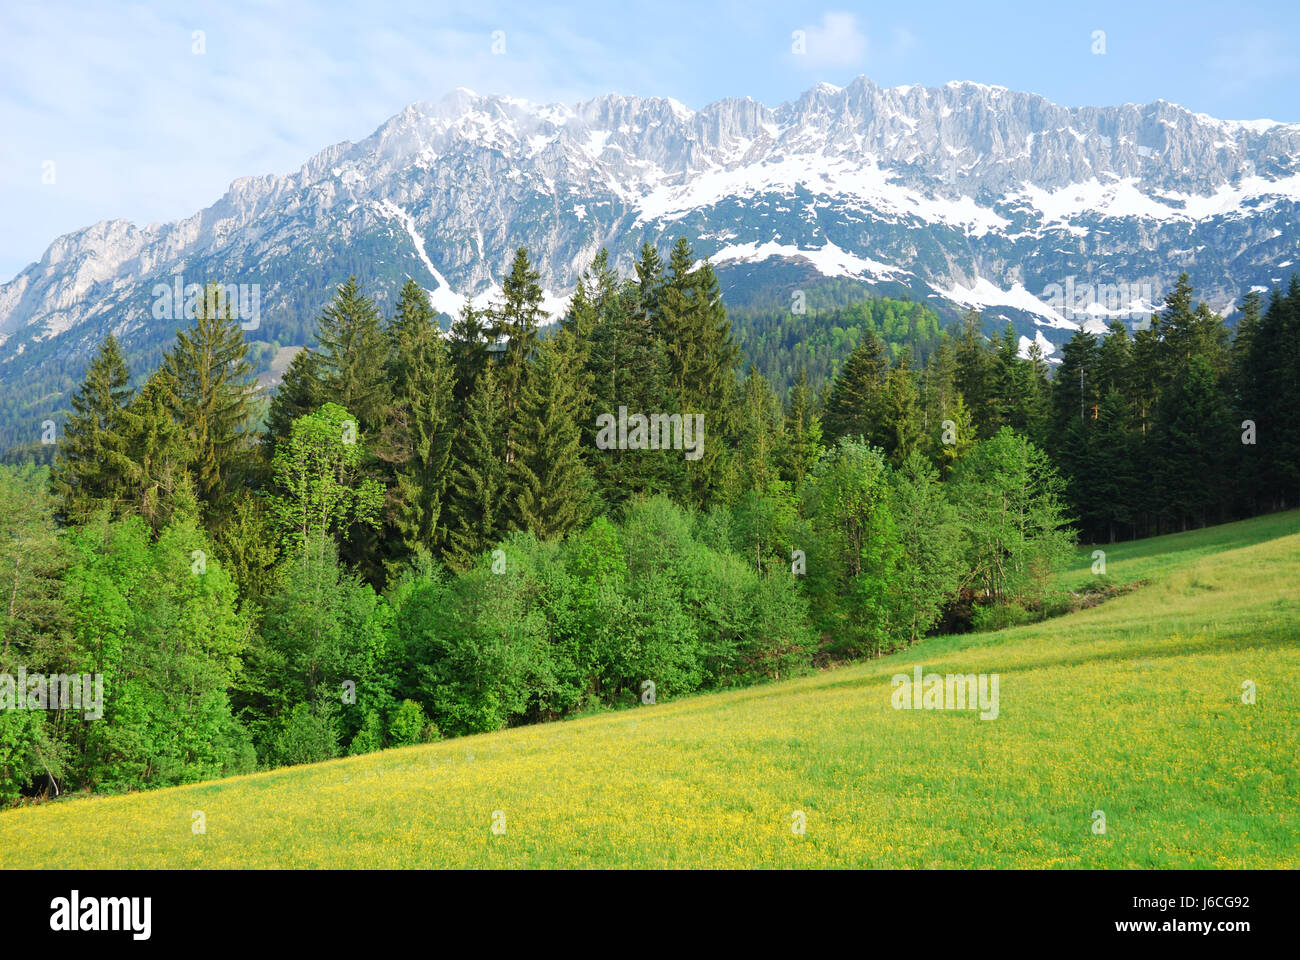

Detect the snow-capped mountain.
xmin=4 ymin=75 xmax=1300 ymax=390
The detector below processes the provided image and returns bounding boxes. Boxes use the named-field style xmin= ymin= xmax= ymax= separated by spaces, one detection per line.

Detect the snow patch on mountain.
xmin=1017 ymin=331 xmax=1057 ymax=360
xmin=710 ymin=238 xmax=907 ymax=282
xmin=1011 ymin=172 xmax=1300 ymax=226
xmin=934 ymin=277 xmax=1069 ymax=325
xmin=635 ymin=154 xmax=1010 ymax=237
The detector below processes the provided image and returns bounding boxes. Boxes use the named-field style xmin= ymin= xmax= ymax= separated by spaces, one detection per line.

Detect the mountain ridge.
xmin=3 ymin=74 xmax=1299 ymax=429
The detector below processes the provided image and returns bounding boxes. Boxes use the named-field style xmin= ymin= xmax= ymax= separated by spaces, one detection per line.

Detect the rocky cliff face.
xmin=3 ymin=75 xmax=1298 ymax=388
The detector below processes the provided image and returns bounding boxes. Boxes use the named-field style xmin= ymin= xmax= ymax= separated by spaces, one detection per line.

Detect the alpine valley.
xmin=4 ymin=75 xmax=1300 ymax=447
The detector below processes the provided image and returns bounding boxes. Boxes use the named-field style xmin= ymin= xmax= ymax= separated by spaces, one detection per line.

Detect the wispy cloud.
xmin=790 ymin=11 xmax=868 ymax=69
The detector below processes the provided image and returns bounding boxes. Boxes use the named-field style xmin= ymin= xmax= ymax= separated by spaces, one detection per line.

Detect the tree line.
xmin=8 ymin=237 xmax=1290 ymax=803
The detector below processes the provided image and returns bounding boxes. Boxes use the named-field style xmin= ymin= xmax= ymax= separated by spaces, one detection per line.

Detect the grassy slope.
xmin=3 ymin=512 xmax=1297 ymax=869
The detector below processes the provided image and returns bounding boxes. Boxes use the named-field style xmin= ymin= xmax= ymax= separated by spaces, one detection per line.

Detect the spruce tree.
xmin=1089 ymin=388 xmax=1139 ymax=542
xmin=383 ymin=278 xmax=457 ymax=568
xmin=160 ymin=282 xmax=259 ymax=526
xmin=1050 ymin=329 xmax=1100 ymax=433
xmin=443 ymin=367 xmax=509 ymax=569
xmin=48 ymin=335 xmax=135 ymax=524
xmin=656 ymin=237 xmax=697 ymax=399
xmin=954 ymin=309 xmax=994 ymax=435
xmin=880 ymin=356 xmax=923 ymax=468
xmin=121 ymin=372 xmax=198 ymax=535
xmin=315 ymin=276 xmax=391 ymax=433
xmin=989 ymin=324 xmax=1028 ymax=432
xmin=781 ymin=367 xmax=823 ymax=486
xmin=1231 ymin=289 xmax=1265 ymax=514
xmin=584 ymin=279 xmax=683 ymax=506
xmin=1022 ymin=340 xmax=1052 ymax=446
xmin=447 ymin=298 xmax=489 ymax=416
xmin=264 ymin=348 xmax=323 ymax=459
xmin=491 ymin=248 xmax=545 ymax=470
xmin=1155 ymin=354 xmax=1231 ymax=529
xmin=635 ymin=241 xmax=664 ymax=319
xmin=822 ymin=330 xmax=888 ymax=444
xmin=935 ymin=393 xmax=975 ymax=478
xmin=511 ymin=338 xmax=592 ymax=540
xmin=731 ymin=366 xmax=787 ymax=496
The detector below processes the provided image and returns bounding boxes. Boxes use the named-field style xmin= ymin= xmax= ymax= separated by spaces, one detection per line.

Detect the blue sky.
xmin=3 ymin=0 xmax=1298 ymax=279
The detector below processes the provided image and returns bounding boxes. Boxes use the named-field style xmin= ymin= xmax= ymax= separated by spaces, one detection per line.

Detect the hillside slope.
xmin=3 ymin=512 xmax=1297 ymax=868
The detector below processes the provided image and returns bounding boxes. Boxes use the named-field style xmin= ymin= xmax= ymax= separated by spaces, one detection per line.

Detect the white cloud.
xmin=793 ymin=12 xmax=867 ymax=69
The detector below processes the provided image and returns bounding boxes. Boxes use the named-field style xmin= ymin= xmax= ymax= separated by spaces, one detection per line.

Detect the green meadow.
xmin=3 ymin=511 xmax=1297 ymax=869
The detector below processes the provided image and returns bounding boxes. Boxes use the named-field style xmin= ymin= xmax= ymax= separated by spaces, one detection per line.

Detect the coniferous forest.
xmin=1 ymin=234 xmax=1296 ymax=804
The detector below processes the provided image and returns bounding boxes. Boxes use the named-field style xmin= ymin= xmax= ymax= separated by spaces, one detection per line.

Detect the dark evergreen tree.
xmin=120 ymin=372 xmax=198 ymax=535
xmin=583 ymin=278 xmax=683 ymax=507
xmin=443 ymin=368 xmax=509 ymax=569
xmin=879 ymin=356 xmax=924 ymax=468
xmin=1155 ymin=354 xmax=1232 ymax=529
xmin=954 ymin=309 xmax=994 ymax=436
xmin=160 ymin=282 xmax=259 ymax=526
xmin=447 ymin=298 xmax=489 ymax=417
xmin=1088 ymin=388 xmax=1140 ymax=542
xmin=511 ymin=337 xmax=592 ymax=540
xmin=383 ymin=279 xmax=457 ymax=571
xmin=263 ymin=348 xmax=323 ymax=459
xmin=48 ymin=335 xmax=135 ymax=524
xmin=315 ymin=276 xmax=391 ymax=434
xmin=822 ymin=330 xmax=888 ymax=444
xmin=781 ymin=367 xmax=822 ymax=486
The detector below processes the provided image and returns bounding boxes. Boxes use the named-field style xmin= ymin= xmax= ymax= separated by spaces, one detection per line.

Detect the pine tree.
xmin=447 ymin=298 xmax=489 ymax=416
xmin=1155 ymin=354 xmax=1232 ymax=529
xmin=314 ymin=276 xmax=391 ymax=433
xmin=822 ymin=330 xmax=888 ymax=444
xmin=781 ymin=367 xmax=823 ymax=486
xmin=511 ymin=338 xmax=592 ymax=540
xmin=383 ymin=278 xmax=457 ymax=569
xmin=442 ymin=368 xmax=509 ymax=569
xmin=264 ymin=348 xmax=323 ymax=460
xmin=954 ymin=309 xmax=994 ymax=435
xmin=121 ymin=372 xmax=198 ymax=535
xmin=584 ymin=278 xmax=683 ymax=506
xmin=880 ymin=356 xmax=924 ymax=468
xmin=48 ymin=335 xmax=135 ymax=524
xmin=160 ymin=282 xmax=259 ymax=526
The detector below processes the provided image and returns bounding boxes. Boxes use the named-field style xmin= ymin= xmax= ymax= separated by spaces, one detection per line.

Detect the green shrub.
xmin=970 ymin=601 xmax=1031 ymax=633
xmin=388 ymin=699 xmax=427 ymax=747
